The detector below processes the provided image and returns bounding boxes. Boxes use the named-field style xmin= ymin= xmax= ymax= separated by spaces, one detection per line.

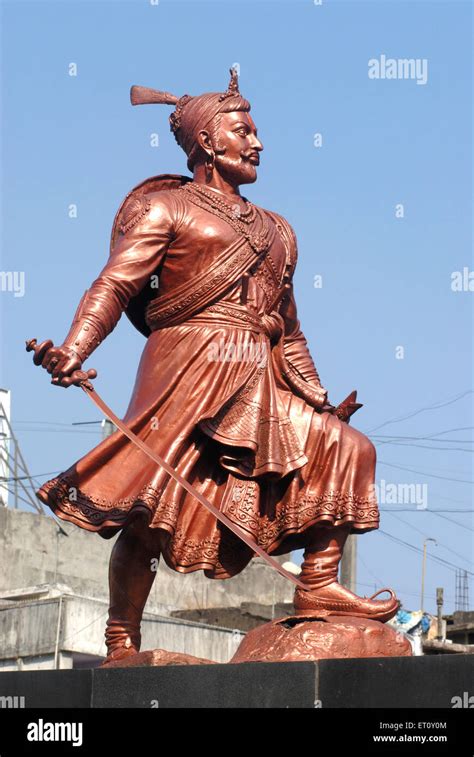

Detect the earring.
xmin=205 ymin=152 xmax=215 ymax=178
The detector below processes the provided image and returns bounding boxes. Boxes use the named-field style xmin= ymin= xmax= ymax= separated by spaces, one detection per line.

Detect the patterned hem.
xmin=156 ymin=512 xmax=379 ymax=579
xmin=37 ymin=473 xmax=379 ymax=576
xmin=36 ymin=475 xmax=158 ymax=537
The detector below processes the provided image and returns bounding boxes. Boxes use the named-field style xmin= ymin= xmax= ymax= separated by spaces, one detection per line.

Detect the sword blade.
xmin=80 ymin=383 xmax=306 ymax=590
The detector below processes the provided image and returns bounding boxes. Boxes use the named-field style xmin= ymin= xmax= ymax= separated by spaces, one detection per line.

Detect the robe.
xmin=37 ymin=181 xmax=379 ymax=578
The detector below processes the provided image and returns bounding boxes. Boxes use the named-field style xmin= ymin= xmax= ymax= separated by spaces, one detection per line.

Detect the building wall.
xmin=0 ymin=508 xmax=293 ymax=613
xmin=0 ymin=594 xmax=243 ymax=668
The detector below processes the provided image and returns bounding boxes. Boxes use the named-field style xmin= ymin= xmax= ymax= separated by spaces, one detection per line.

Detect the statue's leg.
xmin=104 ymin=515 xmax=162 ymax=661
xmin=294 ymin=524 xmax=399 ymax=622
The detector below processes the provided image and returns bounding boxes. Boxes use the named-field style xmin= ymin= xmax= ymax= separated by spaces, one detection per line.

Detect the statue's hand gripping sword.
xmin=26 ymin=338 xmax=306 ymax=590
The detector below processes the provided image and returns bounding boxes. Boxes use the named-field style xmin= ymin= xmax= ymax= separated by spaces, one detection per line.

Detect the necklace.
xmin=182 ymin=182 xmax=271 ymax=255
xmin=185 ymin=182 xmax=255 ymax=223
xmin=196 ymin=184 xmax=254 ymax=220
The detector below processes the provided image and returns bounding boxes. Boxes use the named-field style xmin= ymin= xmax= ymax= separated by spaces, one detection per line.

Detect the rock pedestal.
xmin=100 ymin=649 xmax=215 ymax=668
xmin=100 ymin=614 xmax=411 ymax=668
xmin=230 ymin=613 xmax=412 ymax=662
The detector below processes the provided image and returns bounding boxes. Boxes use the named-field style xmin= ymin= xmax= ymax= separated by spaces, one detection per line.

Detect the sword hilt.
xmin=65 ymin=369 xmax=97 ymax=390
xmin=26 ymin=338 xmax=97 ymax=390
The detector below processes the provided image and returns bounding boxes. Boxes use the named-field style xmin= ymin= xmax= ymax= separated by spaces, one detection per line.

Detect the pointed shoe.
xmin=294 ymin=582 xmax=400 ymax=623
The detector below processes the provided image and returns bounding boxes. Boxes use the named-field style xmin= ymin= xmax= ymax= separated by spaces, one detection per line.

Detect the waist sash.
xmin=145 ymin=235 xmax=268 ymax=331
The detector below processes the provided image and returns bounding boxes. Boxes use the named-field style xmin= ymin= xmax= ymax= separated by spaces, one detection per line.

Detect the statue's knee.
xmin=348 ymin=428 xmax=376 ymax=462
xmin=359 ymin=433 xmax=376 ymax=463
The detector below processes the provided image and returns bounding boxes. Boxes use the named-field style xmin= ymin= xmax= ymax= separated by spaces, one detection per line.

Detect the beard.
xmin=214 ymin=152 xmax=257 ymax=186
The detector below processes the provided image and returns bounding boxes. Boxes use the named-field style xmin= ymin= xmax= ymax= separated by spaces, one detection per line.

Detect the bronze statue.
xmin=28 ymin=68 xmax=399 ymax=663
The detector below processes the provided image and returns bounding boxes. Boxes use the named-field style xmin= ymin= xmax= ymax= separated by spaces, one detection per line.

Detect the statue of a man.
xmin=31 ymin=69 xmax=399 ymax=663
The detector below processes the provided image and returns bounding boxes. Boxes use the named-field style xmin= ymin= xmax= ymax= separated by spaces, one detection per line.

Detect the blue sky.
xmin=1 ymin=0 xmax=472 ymax=615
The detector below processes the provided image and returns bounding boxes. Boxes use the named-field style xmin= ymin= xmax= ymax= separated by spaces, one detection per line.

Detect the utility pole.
xmin=340 ymin=534 xmax=357 ymax=593
xmin=436 ymin=587 xmax=444 ymax=641
xmin=73 ymin=418 xmax=116 ymax=439
xmin=421 ymin=537 xmax=437 ymax=612
xmin=101 ymin=418 xmax=116 ymax=439
xmin=0 ymin=389 xmax=11 ymax=507
xmin=0 ymin=394 xmax=45 ymax=514
xmin=455 ymin=569 xmax=469 ymax=612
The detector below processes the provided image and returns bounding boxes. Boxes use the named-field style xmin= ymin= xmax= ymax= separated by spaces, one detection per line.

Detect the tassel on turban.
xmin=130 ymin=68 xmax=251 ymax=169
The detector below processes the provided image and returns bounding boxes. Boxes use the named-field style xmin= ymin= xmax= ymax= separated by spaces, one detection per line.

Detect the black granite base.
xmin=0 ymin=655 xmax=472 ymax=708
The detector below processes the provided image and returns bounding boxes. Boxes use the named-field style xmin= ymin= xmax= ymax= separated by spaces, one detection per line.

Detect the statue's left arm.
xmin=280 ymin=284 xmax=331 ymax=410
xmin=271 ymin=211 xmax=331 ymax=411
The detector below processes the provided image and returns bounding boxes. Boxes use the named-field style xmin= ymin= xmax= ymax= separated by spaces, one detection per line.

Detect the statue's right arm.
xmin=39 ymin=193 xmax=174 ymax=385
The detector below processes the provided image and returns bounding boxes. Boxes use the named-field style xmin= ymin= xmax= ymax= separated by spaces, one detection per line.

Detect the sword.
xmin=26 ymin=338 xmax=306 ymax=590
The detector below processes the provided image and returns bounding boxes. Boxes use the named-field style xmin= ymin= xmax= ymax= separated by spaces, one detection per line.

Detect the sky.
xmin=0 ymin=0 xmax=472 ymax=616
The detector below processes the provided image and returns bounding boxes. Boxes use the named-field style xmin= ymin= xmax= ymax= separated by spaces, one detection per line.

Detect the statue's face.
xmin=212 ymin=111 xmax=263 ymax=186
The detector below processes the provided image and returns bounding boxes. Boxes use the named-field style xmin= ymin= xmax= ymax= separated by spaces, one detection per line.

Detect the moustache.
xmin=240 ymin=151 xmax=260 ymax=164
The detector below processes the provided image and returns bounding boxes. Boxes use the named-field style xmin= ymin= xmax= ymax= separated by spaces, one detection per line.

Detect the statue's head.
xmin=130 ymin=68 xmax=263 ymax=186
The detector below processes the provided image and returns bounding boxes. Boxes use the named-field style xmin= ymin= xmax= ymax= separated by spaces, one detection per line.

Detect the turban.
xmin=130 ymin=68 xmax=251 ymax=169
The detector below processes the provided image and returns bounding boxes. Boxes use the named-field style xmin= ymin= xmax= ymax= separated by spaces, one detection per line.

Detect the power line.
xmin=356 ymin=577 xmax=454 ymax=605
xmin=378 ymin=460 xmax=473 ymax=484
xmin=384 ymin=512 xmax=473 ymax=566
xmin=15 ymin=419 xmax=102 ymax=427
xmin=380 ymin=459 xmax=474 ymax=477
xmin=71 ymin=421 xmax=103 ymax=426
xmin=430 ymin=512 xmax=474 ymax=533
xmin=366 ymin=390 xmax=473 ymax=434
xmin=357 ymin=551 xmax=457 ymax=604
xmin=380 ymin=509 xmax=474 ymax=513
xmin=373 ymin=427 xmax=474 ymax=439
xmin=2 ymin=470 xmax=62 ymax=482
xmin=371 ymin=427 xmax=474 ymax=453
xmin=378 ymin=530 xmax=474 ymax=576
xmin=425 ymin=427 xmax=474 ymax=438
xmin=0 ymin=483 xmax=40 ymax=511
xmin=13 ymin=428 xmax=102 ymax=436
xmin=375 ymin=442 xmax=473 ymax=453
